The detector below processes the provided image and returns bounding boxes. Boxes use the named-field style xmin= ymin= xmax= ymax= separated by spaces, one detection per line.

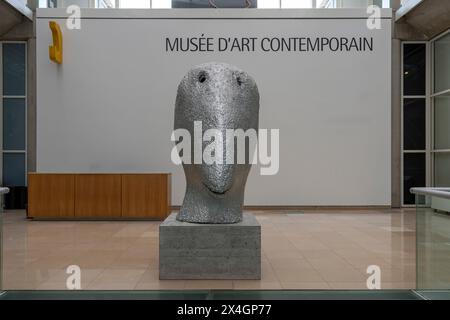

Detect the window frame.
xmin=0 ymin=41 xmax=28 ymax=188
xmin=401 ymin=29 xmax=450 ymax=206
xmin=401 ymin=41 xmax=431 ymax=207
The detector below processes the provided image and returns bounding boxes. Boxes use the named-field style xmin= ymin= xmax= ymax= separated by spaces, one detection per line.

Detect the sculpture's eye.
xmin=236 ymin=76 xmax=243 ymax=86
xmin=198 ymin=72 xmax=207 ymax=83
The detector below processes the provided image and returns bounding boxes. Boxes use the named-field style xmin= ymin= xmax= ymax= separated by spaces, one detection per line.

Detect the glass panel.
xmin=119 ymin=0 xmax=150 ymax=8
xmin=172 ymin=0 xmax=257 ymax=8
xmin=153 ymin=0 xmax=171 ymax=8
xmin=258 ymin=0 xmax=279 ymax=8
xmin=434 ymin=32 xmax=450 ymax=94
xmin=403 ymin=98 xmax=426 ymax=150
xmin=282 ymin=0 xmax=313 ymax=8
xmin=3 ymin=98 xmax=26 ymax=150
xmin=404 ymin=153 xmax=426 ymax=205
xmin=97 ymin=0 xmax=116 ymax=7
xmin=2 ymin=153 xmax=26 ymax=187
xmin=2 ymin=43 xmax=26 ymax=96
xmin=416 ymin=194 xmax=450 ymax=289
xmin=403 ymin=43 xmax=426 ymax=96
xmin=434 ymin=96 xmax=450 ymax=150
xmin=435 ymin=153 xmax=450 ymax=187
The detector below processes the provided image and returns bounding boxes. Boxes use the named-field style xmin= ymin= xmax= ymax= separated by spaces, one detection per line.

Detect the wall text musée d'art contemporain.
xmin=166 ymin=36 xmax=374 ymax=53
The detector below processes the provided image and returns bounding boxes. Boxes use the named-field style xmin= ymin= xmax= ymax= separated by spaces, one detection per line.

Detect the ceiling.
xmin=396 ymin=0 xmax=450 ymax=40
xmin=0 ymin=0 xmax=33 ymax=38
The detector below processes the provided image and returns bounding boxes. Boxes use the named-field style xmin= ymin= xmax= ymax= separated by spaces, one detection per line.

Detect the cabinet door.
xmin=122 ymin=174 xmax=170 ymax=219
xmin=75 ymin=174 xmax=121 ymax=218
xmin=28 ymin=174 xmax=75 ymax=218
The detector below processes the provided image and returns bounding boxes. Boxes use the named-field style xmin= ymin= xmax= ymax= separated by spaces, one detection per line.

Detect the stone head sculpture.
xmin=174 ymin=62 xmax=259 ymax=224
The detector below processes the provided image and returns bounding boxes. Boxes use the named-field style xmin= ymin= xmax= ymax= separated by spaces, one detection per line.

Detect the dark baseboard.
xmin=171 ymin=205 xmax=394 ymax=212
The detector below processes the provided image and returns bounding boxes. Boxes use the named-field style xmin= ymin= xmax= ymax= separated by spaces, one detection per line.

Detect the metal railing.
xmin=411 ymin=188 xmax=450 ymax=200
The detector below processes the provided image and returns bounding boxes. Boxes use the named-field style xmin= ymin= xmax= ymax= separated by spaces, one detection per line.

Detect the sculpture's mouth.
xmin=203 ymin=182 xmax=230 ymax=196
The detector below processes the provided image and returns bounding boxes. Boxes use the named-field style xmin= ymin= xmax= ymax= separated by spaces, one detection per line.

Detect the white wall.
xmin=36 ymin=9 xmax=392 ymax=206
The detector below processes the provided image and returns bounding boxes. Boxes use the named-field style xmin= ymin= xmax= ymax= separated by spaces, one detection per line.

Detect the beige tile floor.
xmin=1 ymin=209 xmax=416 ymax=290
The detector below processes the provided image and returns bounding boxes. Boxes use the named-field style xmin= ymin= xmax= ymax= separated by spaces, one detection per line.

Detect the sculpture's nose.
xmin=202 ymin=164 xmax=234 ymax=194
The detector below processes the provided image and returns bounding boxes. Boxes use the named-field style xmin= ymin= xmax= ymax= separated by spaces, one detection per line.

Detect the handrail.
xmin=410 ymin=187 xmax=450 ymax=200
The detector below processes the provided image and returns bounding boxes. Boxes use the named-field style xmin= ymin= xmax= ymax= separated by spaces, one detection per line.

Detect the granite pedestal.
xmin=159 ymin=213 xmax=261 ymax=280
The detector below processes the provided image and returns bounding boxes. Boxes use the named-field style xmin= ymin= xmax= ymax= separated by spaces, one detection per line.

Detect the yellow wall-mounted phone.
xmin=49 ymin=21 xmax=63 ymax=64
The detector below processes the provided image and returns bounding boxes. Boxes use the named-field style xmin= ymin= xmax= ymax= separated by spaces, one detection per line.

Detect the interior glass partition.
xmin=432 ymin=31 xmax=450 ymax=188
xmin=409 ymin=29 xmax=450 ymax=300
xmin=0 ymin=187 xmax=8 ymax=293
xmin=412 ymin=188 xmax=450 ymax=290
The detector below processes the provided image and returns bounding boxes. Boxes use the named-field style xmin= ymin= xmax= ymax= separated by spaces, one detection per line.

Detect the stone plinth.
xmin=159 ymin=213 xmax=261 ymax=280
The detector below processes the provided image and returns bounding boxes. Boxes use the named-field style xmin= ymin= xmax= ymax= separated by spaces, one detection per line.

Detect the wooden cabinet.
xmin=28 ymin=174 xmax=75 ymax=218
xmin=27 ymin=173 xmax=171 ymax=220
xmin=122 ymin=174 xmax=171 ymax=219
xmin=75 ymin=174 xmax=122 ymax=218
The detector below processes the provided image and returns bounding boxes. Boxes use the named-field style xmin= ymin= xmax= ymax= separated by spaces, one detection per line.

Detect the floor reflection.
xmin=2 ymin=209 xmax=416 ymax=290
